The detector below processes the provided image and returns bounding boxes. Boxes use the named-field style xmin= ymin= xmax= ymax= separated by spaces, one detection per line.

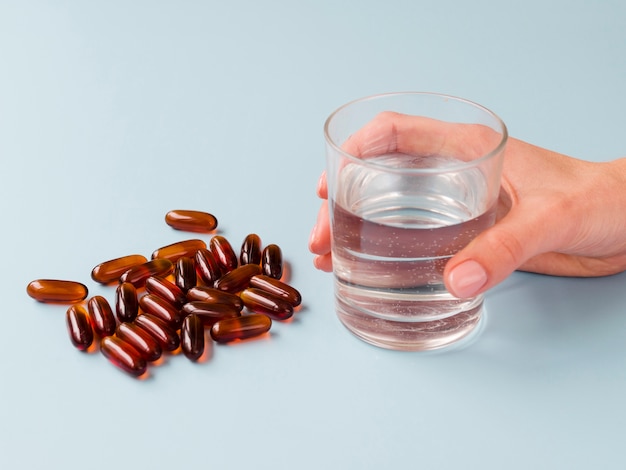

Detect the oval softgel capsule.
xmin=165 ymin=210 xmax=218 ymax=233
xmin=27 ymin=279 xmax=88 ymax=303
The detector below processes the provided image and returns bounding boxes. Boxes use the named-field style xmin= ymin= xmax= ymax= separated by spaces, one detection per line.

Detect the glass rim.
xmin=323 ymin=91 xmax=508 ymax=174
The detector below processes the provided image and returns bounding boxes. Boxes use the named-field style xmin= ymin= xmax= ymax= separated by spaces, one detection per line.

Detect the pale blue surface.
xmin=1 ymin=1 xmax=625 ymax=469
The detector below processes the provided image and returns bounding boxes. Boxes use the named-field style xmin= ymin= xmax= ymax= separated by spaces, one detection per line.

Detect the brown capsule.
xmin=151 ymin=239 xmax=207 ymax=263
xmin=240 ymin=233 xmax=262 ymax=265
xmin=181 ymin=314 xmax=204 ymax=361
xmin=240 ymin=288 xmax=294 ymax=321
xmin=100 ymin=336 xmax=147 ymax=377
xmin=119 ymin=258 xmax=174 ymax=288
xmin=186 ymin=286 xmax=244 ymax=311
xmin=66 ymin=304 xmax=94 ymax=351
xmin=175 ymin=256 xmax=197 ymax=293
xmin=134 ymin=313 xmax=180 ymax=352
xmin=249 ymin=275 xmax=302 ymax=307
xmin=209 ymin=236 xmax=238 ymax=273
xmin=91 ymin=254 xmax=148 ymax=284
xmin=165 ymin=210 xmax=218 ymax=233
xmin=194 ymin=248 xmax=223 ymax=286
xmin=27 ymin=279 xmax=88 ymax=303
xmin=145 ymin=276 xmax=187 ymax=308
xmin=116 ymin=322 xmax=162 ymax=362
xmin=116 ymin=282 xmax=139 ymax=323
xmin=138 ymin=294 xmax=183 ymax=329
xmin=214 ymin=264 xmax=262 ymax=293
xmin=262 ymin=244 xmax=283 ymax=279
xmin=182 ymin=301 xmax=241 ymax=326
xmin=87 ymin=295 xmax=117 ymax=337
xmin=210 ymin=314 xmax=272 ymax=343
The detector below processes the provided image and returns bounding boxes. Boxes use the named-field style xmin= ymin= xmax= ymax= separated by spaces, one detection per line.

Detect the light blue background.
xmin=1 ymin=1 xmax=625 ymax=469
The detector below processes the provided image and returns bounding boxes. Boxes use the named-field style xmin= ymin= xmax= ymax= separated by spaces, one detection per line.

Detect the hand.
xmin=309 ymin=112 xmax=626 ymax=298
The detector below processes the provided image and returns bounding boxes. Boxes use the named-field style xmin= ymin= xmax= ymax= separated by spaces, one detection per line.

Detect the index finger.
xmin=318 ymin=111 xmax=503 ymax=200
xmin=340 ymin=111 xmax=502 ymax=162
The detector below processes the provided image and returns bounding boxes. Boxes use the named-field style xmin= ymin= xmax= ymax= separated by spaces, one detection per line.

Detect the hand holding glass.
xmin=323 ymin=93 xmax=507 ymax=351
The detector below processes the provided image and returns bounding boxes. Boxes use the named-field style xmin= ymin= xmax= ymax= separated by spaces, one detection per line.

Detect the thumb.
xmin=443 ymin=205 xmax=557 ymax=298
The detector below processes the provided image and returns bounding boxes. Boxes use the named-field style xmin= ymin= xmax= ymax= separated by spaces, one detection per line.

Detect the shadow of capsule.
xmin=280 ymin=260 xmax=293 ymax=284
xmin=192 ymin=331 xmax=214 ymax=364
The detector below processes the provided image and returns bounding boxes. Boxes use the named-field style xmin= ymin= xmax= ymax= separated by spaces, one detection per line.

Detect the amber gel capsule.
xmin=134 ymin=313 xmax=180 ymax=352
xmin=249 ymin=275 xmax=302 ymax=307
xmin=165 ymin=210 xmax=218 ymax=233
xmin=139 ymin=294 xmax=183 ymax=329
xmin=262 ymin=244 xmax=283 ymax=279
xmin=116 ymin=282 xmax=139 ymax=323
xmin=195 ymin=248 xmax=223 ymax=286
xmin=210 ymin=314 xmax=272 ymax=343
xmin=182 ymin=301 xmax=241 ymax=326
xmin=181 ymin=314 xmax=204 ymax=361
xmin=214 ymin=264 xmax=262 ymax=293
xmin=27 ymin=279 xmax=88 ymax=303
xmin=66 ymin=304 xmax=94 ymax=351
xmin=87 ymin=296 xmax=117 ymax=337
xmin=100 ymin=336 xmax=147 ymax=377
xmin=91 ymin=254 xmax=148 ymax=284
xmin=240 ymin=233 xmax=262 ymax=265
xmin=119 ymin=258 xmax=174 ymax=288
xmin=145 ymin=276 xmax=187 ymax=308
xmin=186 ymin=286 xmax=244 ymax=311
xmin=209 ymin=236 xmax=238 ymax=273
xmin=151 ymin=239 xmax=207 ymax=263
xmin=116 ymin=322 xmax=162 ymax=362
xmin=175 ymin=256 xmax=197 ymax=293
xmin=240 ymin=288 xmax=294 ymax=321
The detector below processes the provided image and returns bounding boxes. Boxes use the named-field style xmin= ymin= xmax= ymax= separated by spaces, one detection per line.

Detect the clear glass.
xmin=324 ymin=92 xmax=508 ymax=351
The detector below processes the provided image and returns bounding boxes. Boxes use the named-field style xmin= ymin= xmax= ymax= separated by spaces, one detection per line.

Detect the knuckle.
xmin=483 ymin=228 xmax=526 ymax=267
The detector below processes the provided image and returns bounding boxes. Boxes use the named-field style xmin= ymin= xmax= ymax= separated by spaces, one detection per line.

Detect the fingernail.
xmin=313 ymin=255 xmax=322 ymax=270
xmin=317 ymin=172 xmax=325 ymax=191
xmin=317 ymin=171 xmax=327 ymax=198
xmin=313 ymin=254 xmax=333 ymax=272
xmin=308 ymin=225 xmax=319 ymax=250
xmin=448 ymin=260 xmax=488 ymax=298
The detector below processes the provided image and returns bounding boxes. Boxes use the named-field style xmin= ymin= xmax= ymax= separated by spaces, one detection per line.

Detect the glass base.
xmin=335 ymin=294 xmax=485 ymax=352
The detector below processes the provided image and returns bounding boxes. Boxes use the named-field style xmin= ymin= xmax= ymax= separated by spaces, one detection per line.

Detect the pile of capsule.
xmin=26 ymin=210 xmax=302 ymax=377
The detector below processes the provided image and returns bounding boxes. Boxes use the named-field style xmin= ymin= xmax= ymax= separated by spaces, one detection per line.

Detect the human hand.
xmin=309 ymin=112 xmax=626 ymax=298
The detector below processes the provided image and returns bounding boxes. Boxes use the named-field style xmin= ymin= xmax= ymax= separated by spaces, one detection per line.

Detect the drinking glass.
xmin=324 ymin=92 xmax=507 ymax=351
